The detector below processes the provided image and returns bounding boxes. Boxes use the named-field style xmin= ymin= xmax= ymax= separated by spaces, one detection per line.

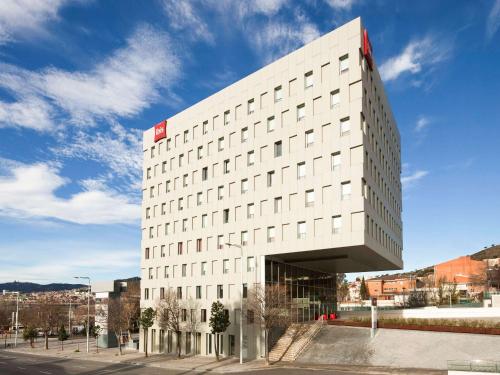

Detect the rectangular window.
xmin=341 ymin=181 xmax=351 ymax=200
xmin=201 ymin=309 xmax=207 ymax=322
xmin=274 ymin=141 xmax=282 ymax=157
xmin=201 ymin=262 xmax=207 ymax=276
xmin=223 ymin=259 xmax=229 ymax=274
xmin=305 ymin=129 xmax=314 ymax=148
xmin=297 ymin=104 xmax=305 ymax=121
xmin=241 ymin=127 xmax=248 ymax=143
xmin=331 ymin=152 xmax=341 ymax=171
xmin=243 ymin=283 xmax=248 ymax=298
xmin=182 ymin=264 xmax=187 ymax=277
xmin=218 ymin=185 xmax=224 ymax=200
xmin=274 ymin=86 xmax=282 ymax=102
xmin=247 ymin=203 xmax=255 ymax=218
xmin=330 ymin=89 xmax=340 ymax=108
xmin=267 ymin=116 xmax=275 ymax=132
xmin=247 ymin=256 xmax=255 ymax=272
xmin=297 ymin=221 xmax=306 ymax=239
xmin=241 ymin=179 xmax=249 ymax=194
xmin=217 ymin=235 xmax=224 ymax=249
xmin=197 ymin=146 xmax=203 ymax=160
xmin=223 ymin=159 xmax=230 ymax=174
xmin=332 ymin=215 xmax=342 ymax=234
xmin=217 ymin=285 xmax=223 ymax=299
xmin=197 ymin=238 xmax=202 ymax=252
xmin=201 ymin=214 xmax=207 ymax=228
xmin=202 ymin=167 xmax=208 ymax=181
xmin=248 ymin=99 xmax=255 ymax=114
xmin=183 ymin=130 xmax=189 ymax=143
xmin=247 ymin=151 xmax=255 ymax=166
xmin=224 ymin=110 xmax=230 ymax=126
xmin=304 ymin=71 xmax=313 ymax=88
xmin=305 ymin=189 xmax=315 ymax=207
xmin=274 ymin=197 xmax=282 ymax=213
xmin=218 ymin=137 xmax=224 ymax=151
xmin=267 ymin=171 xmax=274 ymax=187
xmin=197 ymin=192 xmax=203 ymax=206
xmin=223 ymin=209 xmax=229 ymax=224
xmin=340 ymin=117 xmax=350 ymax=135
xmin=178 ymin=197 xmax=183 ymax=211
xmin=241 ymin=231 xmax=249 ymax=246
xmin=177 ymin=286 xmax=183 ymax=300
xmin=339 ymin=54 xmax=349 ymax=73
xmin=297 ymin=162 xmax=306 ymax=179
xmin=177 ymin=242 xmax=183 ymax=255
xmin=196 ymin=286 xmax=202 ymax=299
xmin=267 ymin=226 xmax=275 ymax=243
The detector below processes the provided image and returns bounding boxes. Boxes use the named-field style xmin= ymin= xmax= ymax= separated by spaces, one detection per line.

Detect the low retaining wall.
xmin=339 ymin=307 xmax=500 ymax=321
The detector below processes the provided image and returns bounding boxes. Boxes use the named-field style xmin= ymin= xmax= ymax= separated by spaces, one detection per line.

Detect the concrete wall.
xmin=298 ymin=325 xmax=500 ymax=370
xmin=339 ymin=307 xmax=500 ymax=321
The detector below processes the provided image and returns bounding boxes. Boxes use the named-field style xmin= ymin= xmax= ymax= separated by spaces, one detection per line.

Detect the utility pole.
xmin=74 ymin=276 xmax=91 ymax=353
xmin=3 ymin=290 xmax=19 ymax=347
xmin=68 ymin=299 xmax=72 ymax=338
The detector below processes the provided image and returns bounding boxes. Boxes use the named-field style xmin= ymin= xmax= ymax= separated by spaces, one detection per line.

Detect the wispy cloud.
xmin=379 ymin=35 xmax=452 ymax=82
xmin=251 ymin=11 xmax=320 ymax=63
xmin=0 ymin=96 xmax=54 ymax=131
xmin=161 ymin=0 xmax=215 ymax=44
xmin=0 ymin=161 xmax=140 ymax=224
xmin=414 ymin=116 xmax=431 ymax=132
xmin=0 ymin=0 xmax=69 ymax=45
xmin=486 ymin=0 xmax=500 ymax=41
xmin=53 ymin=122 xmax=143 ymax=193
xmin=325 ymin=0 xmax=359 ymax=10
xmin=0 ymin=24 xmax=181 ymax=128
xmin=401 ymin=170 xmax=428 ymax=189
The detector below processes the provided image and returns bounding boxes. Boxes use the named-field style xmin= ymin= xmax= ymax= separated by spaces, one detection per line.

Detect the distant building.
xmin=92 ymin=278 xmax=140 ymax=348
xmin=366 ymin=275 xmax=423 ymax=301
xmin=434 ymin=255 xmax=487 ymax=295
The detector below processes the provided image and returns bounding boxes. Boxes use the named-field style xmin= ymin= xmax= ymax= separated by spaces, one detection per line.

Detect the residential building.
xmin=140 ymin=17 xmax=402 ymax=359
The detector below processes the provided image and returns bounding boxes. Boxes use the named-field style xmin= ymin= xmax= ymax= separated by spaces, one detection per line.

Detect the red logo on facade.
xmin=154 ymin=120 xmax=167 ymax=142
xmin=363 ymin=30 xmax=373 ymax=71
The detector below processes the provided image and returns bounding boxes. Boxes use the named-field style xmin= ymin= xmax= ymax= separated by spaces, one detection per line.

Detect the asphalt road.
xmin=0 ymin=351 xmax=378 ymax=375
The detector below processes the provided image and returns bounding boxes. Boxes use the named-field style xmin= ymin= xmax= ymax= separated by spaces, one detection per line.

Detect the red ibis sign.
xmin=154 ymin=120 xmax=167 ymax=142
xmin=363 ymin=29 xmax=373 ymax=71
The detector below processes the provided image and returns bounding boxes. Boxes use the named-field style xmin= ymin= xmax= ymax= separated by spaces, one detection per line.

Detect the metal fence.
xmin=448 ymin=360 xmax=500 ymax=373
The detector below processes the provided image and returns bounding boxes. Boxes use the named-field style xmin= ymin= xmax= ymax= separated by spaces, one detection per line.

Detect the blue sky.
xmin=0 ymin=0 xmax=499 ymax=283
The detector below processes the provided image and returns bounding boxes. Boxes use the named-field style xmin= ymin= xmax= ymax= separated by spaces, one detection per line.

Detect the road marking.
xmin=39 ymin=371 xmax=52 ymax=374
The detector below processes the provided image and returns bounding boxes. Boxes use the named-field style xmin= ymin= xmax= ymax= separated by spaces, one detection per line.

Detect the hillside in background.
xmin=0 ymin=281 xmax=85 ymax=293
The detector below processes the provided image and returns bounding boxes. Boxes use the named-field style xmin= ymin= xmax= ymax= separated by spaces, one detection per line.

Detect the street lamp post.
xmin=3 ymin=290 xmax=19 ymax=347
xmin=226 ymin=242 xmax=243 ymax=364
xmin=74 ymin=276 xmax=91 ymax=353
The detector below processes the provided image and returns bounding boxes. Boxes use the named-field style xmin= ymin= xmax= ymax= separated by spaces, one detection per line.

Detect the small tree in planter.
xmin=23 ymin=326 xmax=38 ymax=348
xmin=58 ymin=324 xmax=69 ymax=350
xmin=208 ymin=301 xmax=230 ymax=361
xmin=139 ymin=308 xmax=155 ymax=357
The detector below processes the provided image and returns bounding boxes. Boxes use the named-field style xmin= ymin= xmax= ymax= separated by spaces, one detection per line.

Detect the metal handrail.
xmin=448 ymin=360 xmax=500 ymax=373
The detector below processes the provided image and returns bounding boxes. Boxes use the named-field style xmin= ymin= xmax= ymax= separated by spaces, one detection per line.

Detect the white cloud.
xmin=401 ymin=170 xmax=428 ymax=189
xmin=0 ymin=96 xmax=54 ymax=131
xmin=252 ymin=16 xmax=320 ymax=63
xmin=0 ymin=24 xmax=181 ymax=126
xmin=414 ymin=116 xmax=430 ymax=133
xmin=379 ymin=36 xmax=451 ymax=82
xmin=161 ymin=0 xmax=214 ymax=44
xmin=0 ymin=0 xmax=68 ymax=44
xmin=487 ymin=0 xmax=500 ymax=41
xmin=326 ymin=0 xmax=358 ymax=10
xmin=207 ymin=0 xmax=288 ymax=20
xmin=53 ymin=122 xmax=143 ymax=192
xmin=0 ymin=162 xmax=140 ymax=224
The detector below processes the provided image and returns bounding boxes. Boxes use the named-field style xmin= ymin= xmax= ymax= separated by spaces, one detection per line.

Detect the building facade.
xmin=140 ymin=17 xmax=402 ymax=359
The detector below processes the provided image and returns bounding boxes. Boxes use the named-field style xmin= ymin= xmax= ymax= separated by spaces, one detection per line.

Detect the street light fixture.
xmin=74 ymin=276 xmax=91 ymax=353
xmin=3 ymin=290 xmax=20 ymax=347
xmin=225 ymin=242 xmax=244 ymax=364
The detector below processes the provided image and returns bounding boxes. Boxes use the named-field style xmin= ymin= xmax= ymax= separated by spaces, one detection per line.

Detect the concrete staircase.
xmin=268 ymin=319 xmax=324 ymax=362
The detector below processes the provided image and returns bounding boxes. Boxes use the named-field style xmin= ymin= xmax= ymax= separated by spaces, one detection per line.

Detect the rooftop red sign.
xmin=154 ymin=120 xmax=167 ymax=142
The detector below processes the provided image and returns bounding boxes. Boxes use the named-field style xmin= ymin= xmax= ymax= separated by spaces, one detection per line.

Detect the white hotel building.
xmin=140 ymin=17 xmax=403 ymax=358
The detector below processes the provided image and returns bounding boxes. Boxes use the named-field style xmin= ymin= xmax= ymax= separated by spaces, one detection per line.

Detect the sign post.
xmin=371 ymin=297 xmax=378 ymax=338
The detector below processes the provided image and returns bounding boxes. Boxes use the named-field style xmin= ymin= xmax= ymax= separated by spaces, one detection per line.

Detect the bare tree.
xmin=336 ymin=273 xmax=349 ymax=303
xmin=38 ymin=297 xmax=64 ymax=350
xmin=185 ymin=299 xmax=200 ymax=356
xmin=246 ymin=283 xmax=291 ymax=365
xmin=156 ymin=290 xmax=183 ymax=358
xmin=121 ymin=289 xmax=140 ymax=340
xmin=108 ymin=298 xmax=127 ymax=355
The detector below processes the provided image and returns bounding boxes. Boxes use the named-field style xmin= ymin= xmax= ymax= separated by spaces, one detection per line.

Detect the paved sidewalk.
xmin=2 ymin=337 xmax=445 ymax=374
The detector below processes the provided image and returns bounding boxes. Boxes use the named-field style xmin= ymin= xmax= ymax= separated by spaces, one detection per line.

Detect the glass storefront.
xmin=265 ymin=258 xmax=336 ymax=322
